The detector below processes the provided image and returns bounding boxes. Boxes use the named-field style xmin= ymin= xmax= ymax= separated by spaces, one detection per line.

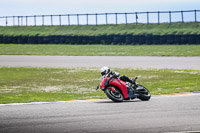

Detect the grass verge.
xmin=0 ymin=67 xmax=199 ymax=103
xmin=1 ymin=44 xmax=200 ymax=56
xmin=0 ymin=22 xmax=200 ymax=36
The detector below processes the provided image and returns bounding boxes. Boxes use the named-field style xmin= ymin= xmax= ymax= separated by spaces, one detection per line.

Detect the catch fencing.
xmin=0 ymin=10 xmax=200 ymax=26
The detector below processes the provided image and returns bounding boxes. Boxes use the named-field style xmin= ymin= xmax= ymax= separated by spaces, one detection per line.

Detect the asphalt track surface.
xmin=1 ymin=55 xmax=200 ymax=133
xmin=1 ymin=94 xmax=200 ymax=133
xmin=0 ymin=55 xmax=200 ymax=70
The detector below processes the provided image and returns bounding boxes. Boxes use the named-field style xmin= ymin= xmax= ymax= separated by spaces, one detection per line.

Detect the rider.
xmin=100 ymin=66 xmax=134 ymax=84
xmin=100 ymin=66 xmax=135 ymax=98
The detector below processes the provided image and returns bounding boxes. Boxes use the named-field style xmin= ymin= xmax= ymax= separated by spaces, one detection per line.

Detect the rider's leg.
xmin=127 ymin=86 xmax=134 ymax=98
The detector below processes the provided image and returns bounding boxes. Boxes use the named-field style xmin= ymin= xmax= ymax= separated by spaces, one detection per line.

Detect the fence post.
xmin=169 ymin=11 xmax=171 ymax=23
xmin=34 ymin=15 xmax=36 ymax=26
xmin=158 ymin=11 xmax=160 ymax=24
xmin=96 ymin=13 xmax=98 ymax=25
xmin=77 ymin=14 xmax=79 ymax=25
xmin=13 ymin=16 xmax=15 ymax=26
xmin=181 ymin=10 xmax=184 ymax=23
xmin=59 ymin=15 xmax=61 ymax=26
xmin=147 ymin=12 xmax=149 ymax=24
xmin=5 ymin=17 xmax=8 ymax=26
xmin=115 ymin=13 xmax=118 ymax=25
xmin=42 ymin=15 xmax=44 ymax=26
xmin=136 ymin=12 xmax=138 ymax=24
xmin=86 ymin=14 xmax=88 ymax=25
xmin=194 ymin=10 xmax=197 ymax=22
xmin=21 ymin=16 xmax=23 ymax=26
xmin=26 ymin=16 xmax=28 ymax=26
xmin=125 ymin=13 xmax=127 ymax=24
xmin=18 ymin=16 xmax=20 ymax=26
xmin=51 ymin=15 xmax=53 ymax=26
xmin=68 ymin=14 xmax=70 ymax=25
xmin=105 ymin=13 xmax=108 ymax=25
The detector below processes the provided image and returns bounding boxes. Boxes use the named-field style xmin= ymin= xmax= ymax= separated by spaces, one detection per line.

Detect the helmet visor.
xmin=101 ymin=71 xmax=106 ymax=76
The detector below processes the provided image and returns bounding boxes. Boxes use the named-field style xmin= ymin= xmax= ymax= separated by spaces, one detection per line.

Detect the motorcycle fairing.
xmin=100 ymin=77 xmax=128 ymax=99
xmin=109 ymin=79 xmax=128 ymax=99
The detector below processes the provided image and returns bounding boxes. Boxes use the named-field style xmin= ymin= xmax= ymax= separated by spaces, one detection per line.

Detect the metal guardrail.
xmin=0 ymin=10 xmax=200 ymax=26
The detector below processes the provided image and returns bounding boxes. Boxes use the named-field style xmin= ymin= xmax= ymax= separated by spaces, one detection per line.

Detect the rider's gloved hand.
xmin=130 ymin=78 xmax=135 ymax=84
xmin=111 ymin=71 xmax=120 ymax=77
xmin=115 ymin=72 xmax=120 ymax=77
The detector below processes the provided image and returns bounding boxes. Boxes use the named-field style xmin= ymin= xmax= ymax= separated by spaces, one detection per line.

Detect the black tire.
xmin=105 ymin=87 xmax=124 ymax=102
xmin=136 ymin=85 xmax=151 ymax=101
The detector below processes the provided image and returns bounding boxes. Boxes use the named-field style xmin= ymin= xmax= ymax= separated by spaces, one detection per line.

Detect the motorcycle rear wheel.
xmin=136 ymin=85 xmax=151 ymax=101
xmin=105 ymin=88 xmax=124 ymax=102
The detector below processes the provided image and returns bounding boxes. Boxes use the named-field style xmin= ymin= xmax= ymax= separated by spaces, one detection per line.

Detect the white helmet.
xmin=100 ymin=66 xmax=110 ymax=76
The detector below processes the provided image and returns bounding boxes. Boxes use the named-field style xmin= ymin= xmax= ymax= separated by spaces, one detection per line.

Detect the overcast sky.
xmin=0 ymin=0 xmax=199 ymax=16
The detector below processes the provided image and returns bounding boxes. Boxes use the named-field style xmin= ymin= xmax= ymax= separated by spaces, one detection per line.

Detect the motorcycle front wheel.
xmin=136 ymin=85 xmax=151 ymax=101
xmin=105 ymin=87 xmax=124 ymax=102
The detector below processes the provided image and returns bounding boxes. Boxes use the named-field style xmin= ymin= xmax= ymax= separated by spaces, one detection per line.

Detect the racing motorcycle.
xmin=96 ymin=72 xmax=151 ymax=102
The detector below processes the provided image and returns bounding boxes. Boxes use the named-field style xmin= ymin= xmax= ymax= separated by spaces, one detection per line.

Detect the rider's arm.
xmin=110 ymin=71 xmax=120 ymax=77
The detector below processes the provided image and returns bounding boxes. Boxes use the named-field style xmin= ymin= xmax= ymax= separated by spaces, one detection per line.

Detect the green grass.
xmin=1 ymin=44 xmax=200 ymax=56
xmin=0 ymin=67 xmax=199 ymax=103
xmin=0 ymin=22 xmax=200 ymax=36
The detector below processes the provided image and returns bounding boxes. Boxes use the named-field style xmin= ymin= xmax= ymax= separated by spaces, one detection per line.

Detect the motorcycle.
xmin=96 ymin=72 xmax=151 ymax=102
